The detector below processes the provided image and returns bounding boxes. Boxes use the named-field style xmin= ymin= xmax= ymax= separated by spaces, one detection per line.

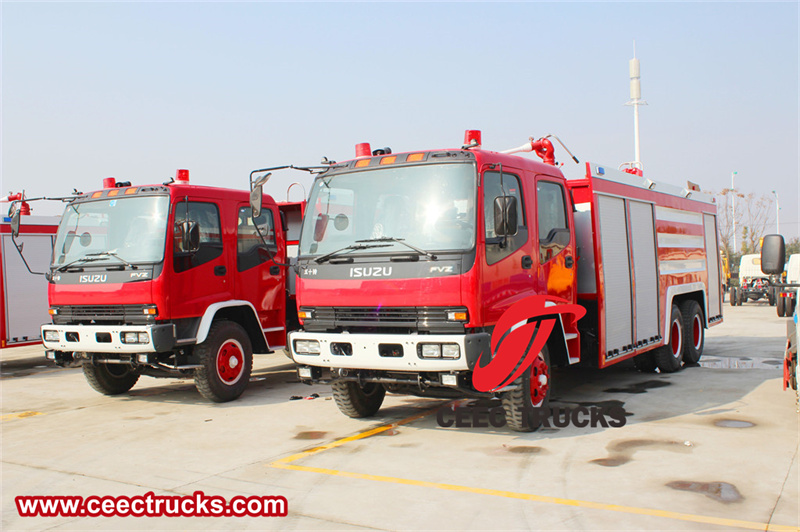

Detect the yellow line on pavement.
xmin=1 ymin=411 xmax=45 ymax=421
xmin=270 ymin=403 xmax=798 ymax=532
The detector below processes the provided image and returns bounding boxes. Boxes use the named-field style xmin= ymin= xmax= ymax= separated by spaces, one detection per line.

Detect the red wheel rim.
xmin=692 ymin=314 xmax=702 ymax=350
xmin=670 ymin=319 xmax=682 ymax=357
xmin=217 ymin=340 xmax=245 ymax=385
xmin=529 ymin=353 xmax=549 ymax=407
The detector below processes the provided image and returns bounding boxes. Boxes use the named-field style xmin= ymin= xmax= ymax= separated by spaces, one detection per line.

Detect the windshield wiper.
xmin=356 ymin=237 xmax=437 ymax=260
xmin=314 ymin=243 xmax=392 ymax=264
xmin=57 ymin=251 xmax=137 ymax=272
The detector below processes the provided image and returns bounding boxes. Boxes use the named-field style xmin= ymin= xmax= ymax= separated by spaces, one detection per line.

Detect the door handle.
xmin=214 ymin=265 xmax=227 ymax=276
xmin=521 ymin=255 xmax=533 ymax=269
xmin=270 ymin=265 xmax=280 ymax=276
xmin=565 ymin=256 xmax=574 ymax=268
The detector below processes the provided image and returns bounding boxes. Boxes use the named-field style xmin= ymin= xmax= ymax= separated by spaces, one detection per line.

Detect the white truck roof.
xmin=739 ymin=254 xmax=769 ymax=280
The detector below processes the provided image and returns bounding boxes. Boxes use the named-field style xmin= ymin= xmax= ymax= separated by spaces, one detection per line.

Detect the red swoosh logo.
xmin=473 ymin=295 xmax=586 ymax=393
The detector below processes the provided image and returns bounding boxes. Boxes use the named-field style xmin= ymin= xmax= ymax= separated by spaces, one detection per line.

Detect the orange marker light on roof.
xmin=355 ymin=159 xmax=370 ymax=168
xmin=108 ymin=189 xmax=119 ymax=197
xmin=380 ymin=156 xmax=397 ymax=165
xmin=124 ymin=188 xmax=137 ymax=195
xmin=91 ymin=191 xmax=103 ymax=198
xmin=407 ymin=153 xmax=425 ymax=162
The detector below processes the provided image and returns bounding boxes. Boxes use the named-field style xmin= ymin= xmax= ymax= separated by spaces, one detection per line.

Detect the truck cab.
xmin=40 ymin=170 xmax=297 ymax=402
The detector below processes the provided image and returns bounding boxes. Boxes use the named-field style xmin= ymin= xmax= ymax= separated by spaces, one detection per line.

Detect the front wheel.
xmin=331 ymin=379 xmax=386 ymax=418
xmin=83 ymin=361 xmax=140 ymax=395
xmin=194 ymin=321 xmax=253 ymax=403
xmin=655 ymin=305 xmax=684 ymax=373
xmin=680 ymin=300 xmax=704 ymax=364
xmin=502 ymin=346 xmax=551 ymax=432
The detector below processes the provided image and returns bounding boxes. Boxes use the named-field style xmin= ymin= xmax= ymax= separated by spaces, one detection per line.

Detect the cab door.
xmin=234 ymin=203 xmax=286 ymax=350
xmin=170 ymin=198 xmax=232 ymax=320
xmin=480 ymin=166 xmax=537 ymax=325
xmin=533 ymin=177 xmax=576 ymax=303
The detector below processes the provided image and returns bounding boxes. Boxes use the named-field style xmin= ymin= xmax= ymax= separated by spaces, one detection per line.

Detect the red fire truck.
xmin=284 ymin=130 xmax=723 ymax=430
xmin=29 ymin=170 xmax=303 ymax=402
xmin=1 ymin=194 xmax=60 ymax=349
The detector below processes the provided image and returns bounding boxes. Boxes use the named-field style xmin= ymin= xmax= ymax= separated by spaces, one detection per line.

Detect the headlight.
xmin=442 ymin=344 xmax=460 ymax=359
xmin=420 ymin=344 xmax=442 ymax=358
xmin=121 ymin=332 xmax=150 ymax=344
xmin=294 ymin=340 xmax=321 ymax=354
xmin=43 ymin=330 xmax=59 ymax=342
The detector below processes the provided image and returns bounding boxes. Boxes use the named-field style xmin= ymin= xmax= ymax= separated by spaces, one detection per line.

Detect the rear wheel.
xmin=194 ymin=320 xmax=253 ymax=403
xmin=769 ymin=288 xmax=776 ymax=306
xmin=502 ymin=346 xmax=551 ymax=432
xmin=777 ymin=295 xmax=786 ymax=317
xmin=83 ymin=360 xmax=140 ymax=395
xmin=729 ymin=287 xmax=737 ymax=307
xmin=680 ymin=300 xmax=704 ymax=364
xmin=331 ymin=379 xmax=386 ymax=418
xmin=736 ymin=288 xmax=744 ymax=306
xmin=655 ymin=305 xmax=684 ymax=373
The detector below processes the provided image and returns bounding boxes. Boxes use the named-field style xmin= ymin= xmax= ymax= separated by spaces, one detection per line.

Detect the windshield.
xmin=53 ymin=196 xmax=170 ymax=267
xmin=299 ymin=163 xmax=476 ymax=258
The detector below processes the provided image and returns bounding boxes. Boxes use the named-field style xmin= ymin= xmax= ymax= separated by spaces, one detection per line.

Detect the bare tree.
xmin=739 ymin=193 xmax=774 ymax=254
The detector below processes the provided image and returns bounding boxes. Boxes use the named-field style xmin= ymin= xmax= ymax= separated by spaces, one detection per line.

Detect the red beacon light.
xmin=175 ymin=169 xmax=190 ymax=183
xmin=103 ymin=178 xmax=116 ymax=189
xmin=355 ymin=143 xmax=372 ymax=158
xmin=463 ymin=130 xmax=482 ymax=148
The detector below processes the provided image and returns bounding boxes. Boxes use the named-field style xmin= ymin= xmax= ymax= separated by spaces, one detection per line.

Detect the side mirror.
xmin=10 ymin=208 xmax=21 ymax=238
xmin=175 ymin=220 xmax=200 ymax=254
xmin=493 ymin=196 xmax=518 ymax=236
xmin=250 ymin=186 xmax=263 ymax=219
xmin=761 ymin=234 xmax=785 ymax=275
xmin=314 ymin=214 xmax=329 ymax=242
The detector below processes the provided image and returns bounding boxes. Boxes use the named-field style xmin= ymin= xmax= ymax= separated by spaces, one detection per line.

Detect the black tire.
xmin=331 ymin=379 xmax=386 ymax=418
xmin=655 ymin=305 xmax=684 ymax=373
xmin=768 ymin=288 xmax=776 ymax=306
xmin=502 ymin=346 xmax=551 ymax=432
xmin=729 ymin=287 xmax=737 ymax=307
xmin=633 ymin=351 xmax=658 ymax=373
xmin=194 ymin=320 xmax=253 ymax=403
xmin=777 ymin=295 xmax=786 ymax=317
xmin=680 ymin=300 xmax=704 ymax=364
xmin=83 ymin=361 xmax=140 ymax=395
xmin=788 ymin=297 xmax=797 ymax=317
xmin=736 ymin=288 xmax=744 ymax=306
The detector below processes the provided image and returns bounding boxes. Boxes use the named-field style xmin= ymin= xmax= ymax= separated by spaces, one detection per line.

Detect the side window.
xmin=536 ymin=181 xmax=569 ymax=263
xmin=173 ymin=201 xmax=223 ymax=273
xmin=237 ymin=206 xmax=275 ymax=272
xmin=483 ymin=171 xmax=527 ymax=265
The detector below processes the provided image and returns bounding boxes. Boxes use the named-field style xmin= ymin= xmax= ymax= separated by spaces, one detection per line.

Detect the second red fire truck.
xmin=284 ymin=130 xmax=723 ymax=430
xmin=32 ymin=170 xmax=303 ymax=402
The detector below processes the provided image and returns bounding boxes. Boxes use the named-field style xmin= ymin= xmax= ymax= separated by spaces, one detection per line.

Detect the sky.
xmin=2 ymin=2 xmax=798 ymax=244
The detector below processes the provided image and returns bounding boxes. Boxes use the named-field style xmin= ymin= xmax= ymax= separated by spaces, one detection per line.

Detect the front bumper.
xmin=40 ymin=323 xmax=176 ymax=354
xmin=288 ymin=330 xmax=489 ymax=372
